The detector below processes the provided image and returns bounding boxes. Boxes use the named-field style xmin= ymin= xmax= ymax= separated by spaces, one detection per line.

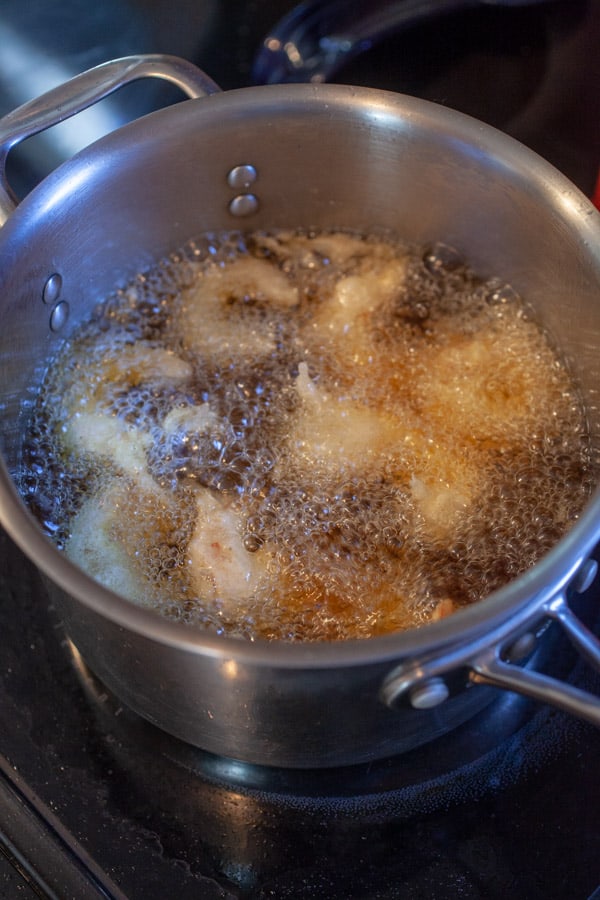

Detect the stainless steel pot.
xmin=1 ymin=54 xmax=600 ymax=768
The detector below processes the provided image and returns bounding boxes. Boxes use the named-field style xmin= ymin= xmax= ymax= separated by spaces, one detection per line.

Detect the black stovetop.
xmin=1 ymin=1 xmax=600 ymax=897
xmin=2 ymin=526 xmax=600 ymax=900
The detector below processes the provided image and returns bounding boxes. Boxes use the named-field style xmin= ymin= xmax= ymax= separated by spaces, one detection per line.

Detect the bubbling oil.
xmin=20 ymin=230 xmax=596 ymax=641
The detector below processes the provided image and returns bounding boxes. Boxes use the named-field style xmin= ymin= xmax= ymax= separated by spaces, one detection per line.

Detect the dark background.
xmin=1 ymin=0 xmax=599 ymax=195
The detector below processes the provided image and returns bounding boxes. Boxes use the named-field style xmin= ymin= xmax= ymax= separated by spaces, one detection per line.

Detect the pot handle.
xmin=0 ymin=54 xmax=221 ymax=227
xmin=468 ymin=590 xmax=600 ymax=726
xmin=381 ymin=559 xmax=600 ymax=728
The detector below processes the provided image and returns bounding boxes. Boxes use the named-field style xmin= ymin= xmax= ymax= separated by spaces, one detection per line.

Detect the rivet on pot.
xmin=504 ymin=631 xmax=536 ymax=663
xmin=229 ymin=194 xmax=259 ymax=217
xmin=408 ymin=677 xmax=449 ymax=709
xmin=572 ymin=558 xmax=599 ymax=594
xmin=49 ymin=300 xmax=70 ymax=332
xmin=227 ymin=164 xmax=258 ymax=190
xmin=42 ymin=273 xmax=62 ymax=305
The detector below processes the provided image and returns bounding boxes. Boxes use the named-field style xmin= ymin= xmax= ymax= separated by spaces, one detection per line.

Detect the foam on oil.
xmin=19 ymin=230 xmax=597 ymax=641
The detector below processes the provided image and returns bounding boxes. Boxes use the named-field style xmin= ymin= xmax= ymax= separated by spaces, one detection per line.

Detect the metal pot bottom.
xmin=70 ymin=621 xmax=583 ymax=795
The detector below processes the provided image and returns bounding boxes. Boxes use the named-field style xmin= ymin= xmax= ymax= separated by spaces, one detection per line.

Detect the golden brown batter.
xmin=21 ymin=230 xmax=596 ymax=641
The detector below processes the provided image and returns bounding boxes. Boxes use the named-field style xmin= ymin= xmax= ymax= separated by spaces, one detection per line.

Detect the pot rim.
xmin=2 ymin=81 xmax=600 ymax=668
